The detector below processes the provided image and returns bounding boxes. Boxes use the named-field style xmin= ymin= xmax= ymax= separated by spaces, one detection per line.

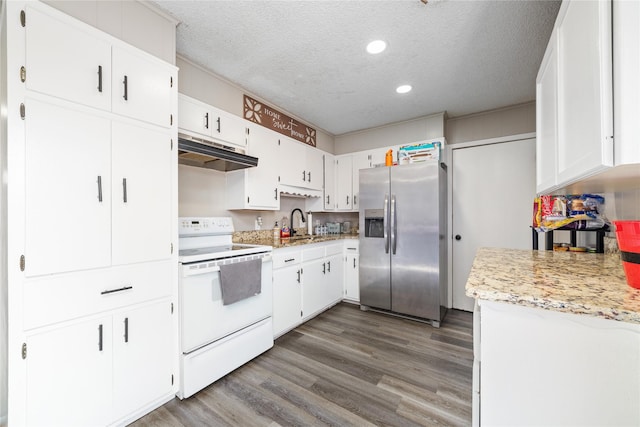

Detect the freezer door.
xmin=390 ymin=161 xmax=441 ymax=320
xmin=358 ymin=167 xmax=391 ymax=310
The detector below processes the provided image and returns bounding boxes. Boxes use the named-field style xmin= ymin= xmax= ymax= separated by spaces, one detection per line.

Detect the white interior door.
xmin=452 ymin=138 xmax=536 ymax=311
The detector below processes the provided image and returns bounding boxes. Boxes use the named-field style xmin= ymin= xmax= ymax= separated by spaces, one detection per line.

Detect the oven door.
xmin=180 ymin=252 xmax=272 ymax=354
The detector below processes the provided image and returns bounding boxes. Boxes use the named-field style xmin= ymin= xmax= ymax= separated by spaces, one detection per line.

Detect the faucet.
xmin=290 ymin=208 xmax=306 ymax=237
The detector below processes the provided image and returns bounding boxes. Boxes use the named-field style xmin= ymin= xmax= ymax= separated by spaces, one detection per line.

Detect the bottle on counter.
xmin=273 ymin=221 xmax=279 ymax=242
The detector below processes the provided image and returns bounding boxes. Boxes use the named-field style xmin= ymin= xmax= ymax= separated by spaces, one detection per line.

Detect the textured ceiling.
xmin=152 ymin=0 xmax=561 ymax=136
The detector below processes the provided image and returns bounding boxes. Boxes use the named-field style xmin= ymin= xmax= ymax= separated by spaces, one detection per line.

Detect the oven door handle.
xmin=182 ymin=265 xmax=221 ymax=277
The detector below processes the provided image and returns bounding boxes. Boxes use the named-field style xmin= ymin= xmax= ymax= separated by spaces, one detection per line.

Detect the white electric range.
xmin=177 ymin=217 xmax=273 ymax=399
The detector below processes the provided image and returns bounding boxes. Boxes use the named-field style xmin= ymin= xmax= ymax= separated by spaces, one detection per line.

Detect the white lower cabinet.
xmin=478 ymin=300 xmax=640 ymax=426
xmin=272 ymin=250 xmax=303 ymax=337
xmin=273 ymin=242 xmax=346 ymax=336
xmin=25 ymin=299 xmax=172 ymax=427
xmin=26 ymin=315 xmax=113 ymax=427
xmin=343 ymin=240 xmax=359 ymax=303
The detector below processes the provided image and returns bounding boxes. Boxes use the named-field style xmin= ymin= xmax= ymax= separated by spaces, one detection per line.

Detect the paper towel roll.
xmin=307 ymin=212 xmax=313 ymax=235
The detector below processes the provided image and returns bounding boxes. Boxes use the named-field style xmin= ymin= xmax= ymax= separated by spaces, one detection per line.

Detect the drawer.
xmin=23 ymin=260 xmax=173 ymax=330
xmin=325 ymin=244 xmax=343 ymax=257
xmin=272 ymin=249 xmax=302 ymax=269
xmin=344 ymin=239 xmax=359 ymax=252
xmin=303 ymin=246 xmax=325 ymax=262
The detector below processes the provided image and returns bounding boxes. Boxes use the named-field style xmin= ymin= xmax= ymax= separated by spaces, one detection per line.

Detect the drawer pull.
xmin=101 ymin=285 xmax=133 ymax=295
xmin=284 ymin=258 xmax=295 ymax=263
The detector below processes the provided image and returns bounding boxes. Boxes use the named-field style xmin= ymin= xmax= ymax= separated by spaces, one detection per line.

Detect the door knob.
xmin=455 ymin=235 xmax=462 ymax=241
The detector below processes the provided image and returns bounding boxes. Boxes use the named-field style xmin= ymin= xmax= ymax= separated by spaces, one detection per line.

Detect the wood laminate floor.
xmin=131 ymin=303 xmax=473 ymax=427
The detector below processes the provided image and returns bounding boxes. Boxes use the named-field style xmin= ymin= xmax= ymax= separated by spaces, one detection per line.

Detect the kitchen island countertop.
xmin=465 ymin=247 xmax=640 ymax=324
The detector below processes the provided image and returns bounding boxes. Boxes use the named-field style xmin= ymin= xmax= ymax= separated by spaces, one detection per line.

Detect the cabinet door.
xmin=26 ymin=317 xmax=113 ymax=427
xmin=246 ymin=125 xmax=280 ymax=209
xmin=112 ymin=121 xmax=172 ymax=265
xmin=556 ymin=0 xmax=613 ymax=185
xmin=25 ymin=99 xmax=111 ymax=276
xmin=214 ymin=107 xmax=248 ymax=149
xmin=352 ymin=152 xmax=372 ymax=211
xmin=335 ymin=156 xmax=353 ymax=210
xmin=302 ymin=258 xmax=327 ymax=319
xmin=178 ymin=95 xmax=212 ymax=137
xmin=279 ymin=137 xmax=307 ymax=186
xmin=324 ymin=154 xmax=336 ymax=210
xmin=26 ymin=4 xmax=112 ymax=111
xmin=326 ymin=253 xmax=344 ymax=304
xmin=113 ymin=301 xmax=173 ymax=419
xmin=305 ymin=147 xmax=324 ymax=191
xmin=273 ymin=266 xmax=303 ymax=336
xmin=344 ymin=254 xmax=360 ymax=302
xmin=112 ymin=46 xmax=174 ymax=128
xmin=536 ymin=30 xmax=559 ymax=194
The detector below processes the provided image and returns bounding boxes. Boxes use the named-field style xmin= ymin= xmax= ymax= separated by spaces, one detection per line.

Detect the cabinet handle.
xmin=122 ymin=178 xmax=128 ymax=203
xmin=124 ymin=317 xmax=129 ymax=343
xmin=97 ymin=65 xmax=103 ymax=93
xmin=216 ymin=117 xmax=221 ymax=133
xmin=98 ymin=324 xmax=103 ymax=352
xmin=302 ymin=170 xmax=306 ymax=181
xmin=296 ymin=269 xmax=301 ymax=283
xmin=354 ymin=195 xmax=357 ymax=206
xmin=97 ymin=175 xmax=103 ymax=202
xmin=284 ymin=258 xmax=295 ymax=263
xmin=101 ymin=285 xmax=133 ymax=295
xmin=347 ymin=196 xmax=350 ymax=206
xmin=275 ymin=188 xmax=278 ymax=200
xmin=123 ymin=75 xmax=128 ymax=101
xmin=205 ymin=112 xmax=209 ymax=129
xmin=326 ymin=195 xmax=330 ymax=205
xmin=322 ymin=262 xmax=326 ymax=274
xmin=327 ymin=261 xmax=331 ymax=272
xmin=353 ymin=258 xmax=356 ymax=268
xmin=307 ymin=171 xmax=311 ymax=182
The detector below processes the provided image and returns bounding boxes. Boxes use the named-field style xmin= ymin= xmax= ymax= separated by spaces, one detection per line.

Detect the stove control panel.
xmin=179 ymin=217 xmax=234 ymax=235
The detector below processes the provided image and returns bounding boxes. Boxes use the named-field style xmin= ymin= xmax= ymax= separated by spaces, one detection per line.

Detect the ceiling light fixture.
xmin=366 ymin=40 xmax=387 ymax=54
xmin=396 ymin=85 xmax=412 ymax=94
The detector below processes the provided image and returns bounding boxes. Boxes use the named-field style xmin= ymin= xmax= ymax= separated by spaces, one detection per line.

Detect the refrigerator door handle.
xmin=384 ymin=193 xmax=390 ymax=254
xmin=391 ymin=195 xmax=397 ymax=255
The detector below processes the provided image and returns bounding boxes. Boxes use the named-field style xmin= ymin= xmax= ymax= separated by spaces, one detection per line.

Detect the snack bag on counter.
xmin=536 ymin=194 xmax=608 ymax=231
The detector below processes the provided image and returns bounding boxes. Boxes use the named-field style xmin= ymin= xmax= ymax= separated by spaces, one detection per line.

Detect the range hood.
xmin=178 ymin=133 xmax=258 ymax=172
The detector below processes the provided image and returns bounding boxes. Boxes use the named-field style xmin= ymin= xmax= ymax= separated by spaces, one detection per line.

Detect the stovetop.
xmin=178 ymin=217 xmax=272 ymax=264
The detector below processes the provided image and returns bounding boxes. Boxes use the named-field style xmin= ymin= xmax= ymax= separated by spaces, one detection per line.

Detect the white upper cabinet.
xmin=25 ymin=4 xmax=112 ymax=111
xmin=111 ymin=47 xmax=174 ymax=128
xmin=556 ymin=0 xmax=613 ymax=184
xmin=226 ymin=124 xmax=280 ymax=210
xmin=178 ymin=94 xmax=247 ymax=150
xmin=351 ymin=151 xmax=372 ymax=212
xmin=335 ymin=155 xmax=353 ymax=210
xmin=613 ymin=0 xmax=640 ymax=166
xmin=536 ymin=29 xmax=559 ymax=194
xmin=111 ymin=121 xmax=172 ymax=266
xmin=278 ymin=136 xmax=323 ymax=191
xmin=25 ymin=4 xmax=174 ymax=129
xmin=25 ymin=99 xmax=112 ymax=276
xmin=324 ymin=154 xmax=336 ymax=210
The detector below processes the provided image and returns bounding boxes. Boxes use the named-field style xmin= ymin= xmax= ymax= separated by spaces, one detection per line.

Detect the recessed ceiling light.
xmin=396 ymin=85 xmax=412 ymax=94
xmin=366 ymin=40 xmax=387 ymax=54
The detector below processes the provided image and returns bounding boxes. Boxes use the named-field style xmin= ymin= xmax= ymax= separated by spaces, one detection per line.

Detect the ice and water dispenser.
xmin=364 ymin=209 xmax=385 ymax=238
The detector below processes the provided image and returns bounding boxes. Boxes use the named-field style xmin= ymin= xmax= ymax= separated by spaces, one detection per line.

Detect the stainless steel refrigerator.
xmin=359 ymin=161 xmax=447 ymax=327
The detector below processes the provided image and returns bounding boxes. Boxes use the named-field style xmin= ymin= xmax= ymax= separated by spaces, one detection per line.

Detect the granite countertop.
xmin=466 ymin=247 xmax=640 ymax=324
xmin=235 ymin=232 xmax=358 ymax=249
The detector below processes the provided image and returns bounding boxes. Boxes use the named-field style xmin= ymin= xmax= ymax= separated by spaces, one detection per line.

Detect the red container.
xmin=613 ymin=220 xmax=640 ymax=289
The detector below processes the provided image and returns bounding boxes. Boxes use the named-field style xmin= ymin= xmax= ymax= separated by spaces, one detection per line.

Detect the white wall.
xmin=334 ymin=112 xmax=445 ymax=155
xmin=445 ymin=102 xmax=536 ymax=146
xmin=0 ymin=0 xmax=8 ymax=423
xmin=177 ymin=56 xmax=335 ymax=154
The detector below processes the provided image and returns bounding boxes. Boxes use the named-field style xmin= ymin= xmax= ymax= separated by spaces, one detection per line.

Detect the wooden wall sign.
xmin=243 ymin=95 xmax=316 ymax=147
